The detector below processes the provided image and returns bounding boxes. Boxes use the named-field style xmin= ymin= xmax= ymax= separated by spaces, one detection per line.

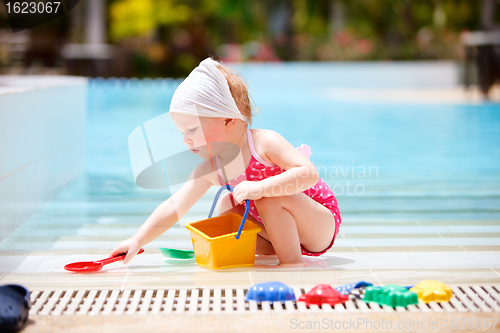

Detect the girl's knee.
xmin=255 ymin=194 xmax=298 ymax=210
xmin=254 ymin=196 xmax=285 ymax=210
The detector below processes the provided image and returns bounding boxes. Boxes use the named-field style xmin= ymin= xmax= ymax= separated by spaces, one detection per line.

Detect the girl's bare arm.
xmin=111 ymin=168 xmax=213 ymax=263
xmin=258 ymin=130 xmax=319 ymax=196
xmin=232 ymin=130 xmax=318 ymax=205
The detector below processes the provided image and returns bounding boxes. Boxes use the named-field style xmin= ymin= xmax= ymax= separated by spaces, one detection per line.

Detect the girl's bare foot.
xmin=254 ymin=262 xmax=309 ymax=269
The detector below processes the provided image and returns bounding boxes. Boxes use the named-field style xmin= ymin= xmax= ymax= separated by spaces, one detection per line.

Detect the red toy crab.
xmin=298 ymin=284 xmax=349 ymax=306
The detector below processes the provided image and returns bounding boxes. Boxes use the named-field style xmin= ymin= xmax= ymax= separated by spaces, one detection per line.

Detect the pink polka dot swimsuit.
xmin=215 ymin=129 xmax=341 ymax=256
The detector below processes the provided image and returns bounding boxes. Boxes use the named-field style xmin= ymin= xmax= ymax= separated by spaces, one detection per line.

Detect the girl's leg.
xmin=255 ymin=233 xmax=276 ymax=255
xmin=217 ymin=192 xmax=276 ymax=255
xmin=254 ymin=193 xmax=336 ymax=264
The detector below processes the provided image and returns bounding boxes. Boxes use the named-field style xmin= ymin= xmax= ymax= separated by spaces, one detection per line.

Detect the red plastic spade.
xmin=64 ymin=249 xmax=145 ymax=272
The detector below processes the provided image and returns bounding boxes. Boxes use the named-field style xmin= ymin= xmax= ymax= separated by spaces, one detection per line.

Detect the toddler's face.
xmin=170 ymin=112 xmax=228 ymax=159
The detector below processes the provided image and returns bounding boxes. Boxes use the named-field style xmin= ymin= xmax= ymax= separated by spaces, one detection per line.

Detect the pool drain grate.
xmin=29 ymin=285 xmax=500 ymax=316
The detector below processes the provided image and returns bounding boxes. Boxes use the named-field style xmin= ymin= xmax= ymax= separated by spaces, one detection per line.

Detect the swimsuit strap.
xmin=216 ymin=129 xmax=275 ymax=186
xmin=246 ymin=129 xmax=274 ymax=167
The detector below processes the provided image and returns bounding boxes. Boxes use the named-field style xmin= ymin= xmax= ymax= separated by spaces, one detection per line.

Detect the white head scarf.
xmin=169 ymin=57 xmax=247 ymax=121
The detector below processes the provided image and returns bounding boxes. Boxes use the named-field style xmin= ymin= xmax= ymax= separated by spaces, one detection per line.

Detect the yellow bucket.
xmin=185 ymin=185 xmax=261 ymax=269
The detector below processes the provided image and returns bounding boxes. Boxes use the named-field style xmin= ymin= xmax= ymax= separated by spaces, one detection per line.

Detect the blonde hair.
xmin=211 ymin=55 xmax=259 ymax=126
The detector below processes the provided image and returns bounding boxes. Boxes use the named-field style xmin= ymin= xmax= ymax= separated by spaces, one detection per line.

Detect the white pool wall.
xmin=0 ymin=76 xmax=87 ymax=240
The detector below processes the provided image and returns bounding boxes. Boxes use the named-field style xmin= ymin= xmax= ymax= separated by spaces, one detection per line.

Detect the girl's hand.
xmin=110 ymin=237 xmax=142 ymax=265
xmin=232 ymin=180 xmax=264 ymax=204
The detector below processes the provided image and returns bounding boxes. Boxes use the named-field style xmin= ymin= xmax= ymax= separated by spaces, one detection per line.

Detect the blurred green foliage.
xmin=110 ymin=0 xmax=192 ymax=40
xmin=107 ymin=0 xmax=481 ymax=76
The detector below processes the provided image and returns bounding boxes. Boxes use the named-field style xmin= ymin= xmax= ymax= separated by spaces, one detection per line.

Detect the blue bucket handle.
xmin=207 ymin=184 xmax=250 ymax=240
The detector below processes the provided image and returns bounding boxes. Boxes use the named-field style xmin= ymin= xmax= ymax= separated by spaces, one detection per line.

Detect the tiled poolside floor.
xmin=1 ymin=175 xmax=499 ymax=291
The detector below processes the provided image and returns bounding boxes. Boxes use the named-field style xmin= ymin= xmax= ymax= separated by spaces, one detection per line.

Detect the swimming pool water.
xmin=86 ymin=63 xmax=500 ymax=221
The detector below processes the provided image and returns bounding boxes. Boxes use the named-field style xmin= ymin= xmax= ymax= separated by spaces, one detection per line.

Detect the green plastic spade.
xmin=159 ymin=247 xmax=195 ymax=259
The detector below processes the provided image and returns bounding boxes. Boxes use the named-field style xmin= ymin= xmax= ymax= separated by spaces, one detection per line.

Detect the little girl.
xmin=111 ymin=57 xmax=341 ymax=268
